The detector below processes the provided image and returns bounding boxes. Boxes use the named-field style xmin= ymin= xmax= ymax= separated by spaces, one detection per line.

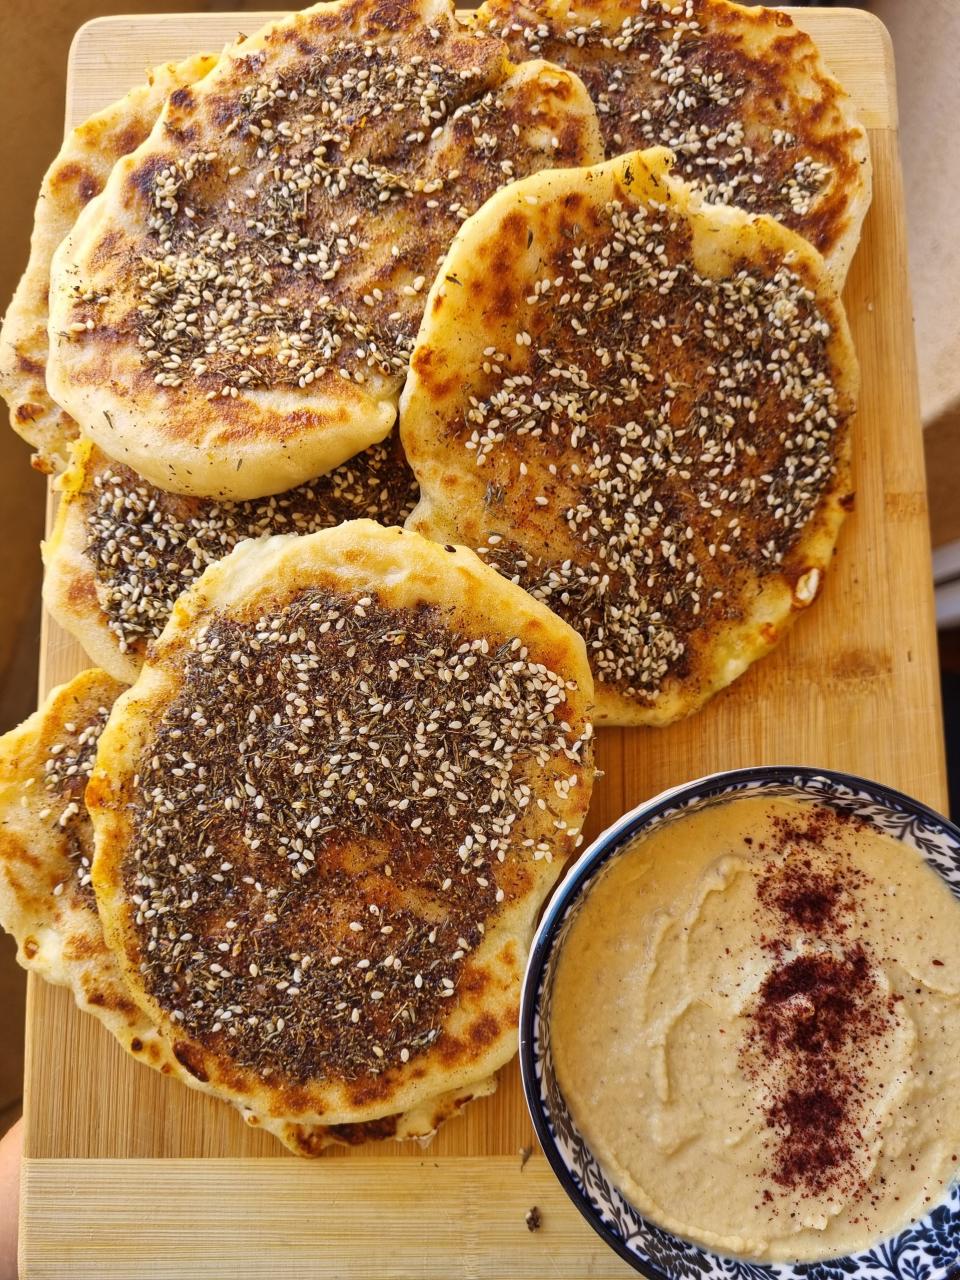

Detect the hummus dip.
xmin=550 ymin=795 xmax=960 ymax=1262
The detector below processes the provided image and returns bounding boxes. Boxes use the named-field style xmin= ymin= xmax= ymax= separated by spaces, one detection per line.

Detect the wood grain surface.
xmin=20 ymin=8 xmax=942 ymax=1278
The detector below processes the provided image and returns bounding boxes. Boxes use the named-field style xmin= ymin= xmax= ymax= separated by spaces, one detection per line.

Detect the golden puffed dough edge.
xmin=0 ymin=670 xmax=129 ymax=993
xmin=692 ymin=0 xmax=873 ymax=290
xmin=43 ymin=0 xmax=448 ymax=501
xmin=0 ymin=51 xmax=219 ymax=474
xmin=46 ymin=155 xmax=398 ymax=500
xmin=44 ymin=0 xmax=599 ymax=502
xmin=0 ymin=671 xmax=267 ymax=1141
xmin=400 ymin=147 xmax=857 ymax=727
xmin=88 ymin=520 xmax=595 ymax=1125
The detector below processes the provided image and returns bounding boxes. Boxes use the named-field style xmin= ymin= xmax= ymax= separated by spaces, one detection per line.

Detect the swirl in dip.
xmin=550 ymin=795 xmax=960 ymax=1262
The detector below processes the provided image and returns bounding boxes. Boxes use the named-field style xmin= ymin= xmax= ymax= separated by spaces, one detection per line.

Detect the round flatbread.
xmin=88 ymin=521 xmax=595 ymax=1125
xmin=0 ymin=668 xmax=496 ymax=1152
xmin=43 ymin=434 xmax=420 ymax=683
xmin=46 ymin=0 xmax=603 ymax=500
xmin=400 ymin=148 xmax=858 ymax=726
xmin=471 ymin=0 xmax=871 ymax=286
xmin=0 ymin=53 xmax=218 ymax=474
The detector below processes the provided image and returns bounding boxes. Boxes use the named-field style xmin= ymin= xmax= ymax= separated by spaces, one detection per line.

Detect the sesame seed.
xmin=79 ymin=439 xmax=419 ymax=658
xmin=38 ymin=684 xmax=116 ymax=903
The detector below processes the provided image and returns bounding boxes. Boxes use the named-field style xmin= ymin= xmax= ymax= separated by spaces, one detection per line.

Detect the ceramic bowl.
xmin=519 ymin=766 xmax=960 ymax=1280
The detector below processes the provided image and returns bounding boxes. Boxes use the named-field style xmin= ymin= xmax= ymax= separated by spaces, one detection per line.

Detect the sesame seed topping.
xmin=482 ymin=0 xmax=848 ymax=250
xmin=454 ymin=197 xmax=847 ymax=704
xmin=122 ymin=585 xmax=590 ymax=1082
xmin=39 ymin=687 xmax=117 ymax=903
xmin=65 ymin=15 xmax=596 ymax=416
xmin=80 ymin=438 xmax=418 ymax=659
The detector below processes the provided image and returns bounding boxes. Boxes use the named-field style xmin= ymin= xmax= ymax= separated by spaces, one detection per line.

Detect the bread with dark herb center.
xmin=470 ymin=0 xmax=870 ymax=285
xmin=401 ymin=148 xmax=858 ymax=725
xmin=0 ymin=53 xmax=217 ymax=474
xmin=46 ymin=0 xmax=603 ymax=499
xmin=89 ymin=521 xmax=594 ymax=1124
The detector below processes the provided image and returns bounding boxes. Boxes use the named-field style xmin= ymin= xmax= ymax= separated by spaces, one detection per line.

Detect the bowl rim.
xmin=518 ymin=764 xmax=960 ymax=1278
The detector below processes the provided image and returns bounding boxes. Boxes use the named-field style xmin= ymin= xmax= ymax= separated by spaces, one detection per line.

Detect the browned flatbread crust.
xmin=0 ymin=669 xmax=175 ymax=1069
xmin=0 ymin=53 xmax=217 ymax=473
xmin=46 ymin=0 xmax=602 ymax=499
xmin=400 ymin=149 xmax=857 ymax=725
xmin=0 ymin=667 xmax=496 ymax=1152
xmin=89 ymin=522 xmax=594 ymax=1126
xmin=470 ymin=0 xmax=871 ymax=285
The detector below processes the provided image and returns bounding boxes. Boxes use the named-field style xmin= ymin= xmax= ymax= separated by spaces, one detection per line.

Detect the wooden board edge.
xmin=67 ymin=9 xmax=251 ymax=68
xmin=821 ymin=6 xmax=898 ymax=129
xmin=20 ymin=1154 xmax=634 ymax=1279
xmin=19 ymin=976 xmax=41 ymax=1164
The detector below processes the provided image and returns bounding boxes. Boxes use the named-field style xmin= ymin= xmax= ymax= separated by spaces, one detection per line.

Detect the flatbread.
xmin=471 ymin=0 xmax=871 ymax=286
xmin=0 ymin=54 xmax=218 ymax=474
xmin=400 ymin=148 xmax=858 ymax=726
xmin=88 ymin=521 xmax=595 ymax=1125
xmin=46 ymin=0 xmax=603 ymax=500
xmin=43 ymin=433 xmax=420 ymax=683
xmin=0 ymin=668 xmax=495 ymax=1151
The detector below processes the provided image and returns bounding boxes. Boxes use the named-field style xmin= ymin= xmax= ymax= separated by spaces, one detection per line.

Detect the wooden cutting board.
xmin=20 ymin=9 xmax=942 ymax=1278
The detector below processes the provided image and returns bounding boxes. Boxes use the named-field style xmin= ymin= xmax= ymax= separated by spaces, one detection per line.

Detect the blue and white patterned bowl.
xmin=520 ymin=766 xmax=960 ymax=1280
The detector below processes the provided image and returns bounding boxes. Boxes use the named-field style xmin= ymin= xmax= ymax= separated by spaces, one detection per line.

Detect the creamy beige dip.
xmin=550 ymin=795 xmax=960 ymax=1262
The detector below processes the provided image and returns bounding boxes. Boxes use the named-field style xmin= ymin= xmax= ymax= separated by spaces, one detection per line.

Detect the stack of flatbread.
xmin=0 ymin=0 xmax=869 ymax=1151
